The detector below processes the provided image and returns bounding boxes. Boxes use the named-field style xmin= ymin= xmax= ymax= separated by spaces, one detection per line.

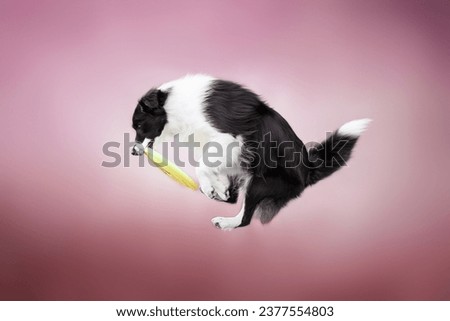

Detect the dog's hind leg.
xmin=237 ymin=176 xmax=301 ymax=228
xmin=211 ymin=177 xmax=250 ymax=230
xmin=211 ymin=184 xmax=264 ymax=229
xmin=211 ymin=198 xmax=247 ymax=230
xmin=255 ymin=198 xmax=288 ymax=224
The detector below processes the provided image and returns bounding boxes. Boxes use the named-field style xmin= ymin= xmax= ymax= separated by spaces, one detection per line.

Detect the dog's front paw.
xmin=200 ymin=184 xmax=230 ymax=202
xmin=214 ymin=189 xmax=230 ymax=202
xmin=211 ymin=216 xmax=240 ymax=230
xmin=200 ymin=184 xmax=216 ymax=200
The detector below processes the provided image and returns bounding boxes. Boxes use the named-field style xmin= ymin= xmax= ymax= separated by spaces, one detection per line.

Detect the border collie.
xmin=131 ymin=74 xmax=370 ymax=230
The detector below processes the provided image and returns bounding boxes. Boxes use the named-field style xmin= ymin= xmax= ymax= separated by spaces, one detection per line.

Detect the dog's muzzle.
xmin=131 ymin=144 xmax=144 ymax=156
xmin=131 ymin=138 xmax=153 ymax=156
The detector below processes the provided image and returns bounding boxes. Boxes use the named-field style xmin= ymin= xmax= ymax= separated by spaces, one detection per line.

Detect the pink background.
xmin=1 ymin=0 xmax=449 ymax=300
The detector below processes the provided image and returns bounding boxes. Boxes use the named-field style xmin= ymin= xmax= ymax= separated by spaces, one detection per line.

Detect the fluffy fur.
xmin=131 ymin=74 xmax=370 ymax=230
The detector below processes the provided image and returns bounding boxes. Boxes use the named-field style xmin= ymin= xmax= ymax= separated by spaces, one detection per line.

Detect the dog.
xmin=131 ymin=74 xmax=370 ymax=230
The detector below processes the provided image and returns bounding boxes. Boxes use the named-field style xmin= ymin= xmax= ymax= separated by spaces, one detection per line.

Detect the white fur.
xmin=154 ymin=74 xmax=246 ymax=203
xmin=211 ymin=176 xmax=250 ymax=230
xmin=337 ymin=118 xmax=372 ymax=137
xmin=211 ymin=199 xmax=245 ymax=230
xmin=156 ymin=74 xmax=217 ymax=147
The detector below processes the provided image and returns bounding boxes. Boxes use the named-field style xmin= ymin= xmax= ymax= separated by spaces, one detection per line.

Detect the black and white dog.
xmin=131 ymin=75 xmax=370 ymax=230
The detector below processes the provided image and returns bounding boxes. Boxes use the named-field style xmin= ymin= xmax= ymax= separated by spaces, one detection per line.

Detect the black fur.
xmin=130 ymin=78 xmax=364 ymax=228
xmin=224 ymin=175 xmax=241 ymax=204
xmin=132 ymin=89 xmax=168 ymax=148
xmin=204 ymin=80 xmax=360 ymax=227
xmin=306 ymin=132 xmax=359 ymax=186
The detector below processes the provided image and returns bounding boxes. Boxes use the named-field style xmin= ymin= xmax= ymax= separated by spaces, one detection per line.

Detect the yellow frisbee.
xmin=144 ymin=148 xmax=199 ymax=191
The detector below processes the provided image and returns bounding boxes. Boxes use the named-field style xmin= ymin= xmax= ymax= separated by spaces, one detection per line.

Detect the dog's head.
xmin=131 ymin=88 xmax=168 ymax=155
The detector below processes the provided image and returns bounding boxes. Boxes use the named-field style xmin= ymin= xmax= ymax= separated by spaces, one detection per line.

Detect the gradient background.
xmin=1 ymin=0 xmax=449 ymax=300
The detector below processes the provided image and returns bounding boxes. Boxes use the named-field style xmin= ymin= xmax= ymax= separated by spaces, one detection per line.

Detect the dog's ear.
xmin=139 ymin=100 xmax=152 ymax=114
xmin=156 ymin=90 xmax=168 ymax=107
xmin=139 ymin=89 xmax=168 ymax=114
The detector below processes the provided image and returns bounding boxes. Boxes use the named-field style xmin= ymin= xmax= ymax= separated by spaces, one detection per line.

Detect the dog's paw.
xmin=200 ymin=184 xmax=230 ymax=202
xmin=200 ymin=184 xmax=216 ymax=200
xmin=214 ymin=189 xmax=230 ymax=202
xmin=211 ymin=181 xmax=230 ymax=202
xmin=211 ymin=216 xmax=240 ymax=230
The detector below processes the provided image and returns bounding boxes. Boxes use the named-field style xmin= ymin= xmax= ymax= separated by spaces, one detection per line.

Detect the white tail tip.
xmin=338 ymin=118 xmax=372 ymax=137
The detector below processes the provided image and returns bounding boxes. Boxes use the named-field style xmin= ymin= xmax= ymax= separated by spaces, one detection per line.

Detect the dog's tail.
xmin=306 ymin=118 xmax=371 ymax=187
